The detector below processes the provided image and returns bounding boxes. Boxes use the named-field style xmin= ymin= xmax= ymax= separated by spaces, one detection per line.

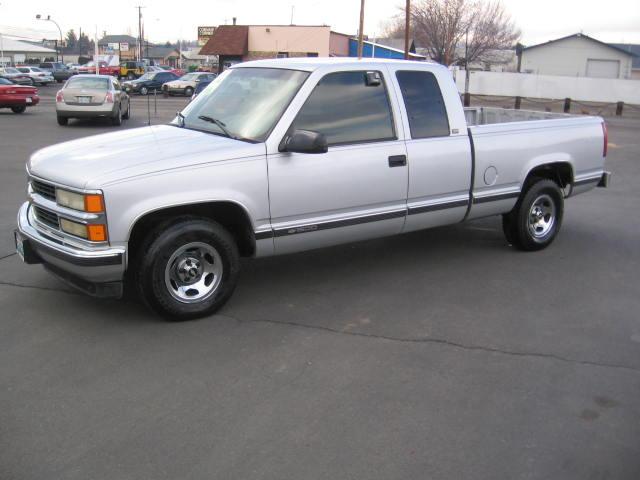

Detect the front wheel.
xmin=502 ymin=178 xmax=564 ymax=251
xmin=140 ymin=86 xmax=148 ymax=95
xmin=11 ymin=106 xmax=26 ymax=114
xmin=134 ymin=218 xmax=240 ymax=320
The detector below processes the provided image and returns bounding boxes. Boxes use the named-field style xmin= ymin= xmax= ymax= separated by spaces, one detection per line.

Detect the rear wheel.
xmin=111 ymin=107 xmax=122 ymax=126
xmin=140 ymin=86 xmax=148 ymax=95
xmin=57 ymin=115 xmax=68 ymax=126
xmin=502 ymin=178 xmax=564 ymax=251
xmin=134 ymin=218 xmax=240 ymax=320
xmin=11 ymin=106 xmax=26 ymax=114
xmin=122 ymin=100 xmax=130 ymax=119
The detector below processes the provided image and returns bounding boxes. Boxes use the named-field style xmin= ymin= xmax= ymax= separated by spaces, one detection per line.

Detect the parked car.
xmin=15 ymin=67 xmax=54 ymax=85
xmin=0 ymin=67 xmax=33 ymax=85
xmin=158 ymin=65 xmax=186 ymax=77
xmin=0 ymin=77 xmax=39 ymax=113
xmin=14 ymin=58 xmax=610 ymax=320
xmin=77 ymin=61 xmax=120 ymax=77
xmin=66 ymin=63 xmax=82 ymax=72
xmin=55 ymin=74 xmax=130 ymax=126
xmin=40 ymin=62 xmax=76 ymax=83
xmin=119 ymin=61 xmax=146 ymax=80
xmin=122 ymin=71 xmax=179 ymax=95
xmin=163 ymin=72 xmax=216 ymax=97
xmin=191 ymin=77 xmax=214 ymax=100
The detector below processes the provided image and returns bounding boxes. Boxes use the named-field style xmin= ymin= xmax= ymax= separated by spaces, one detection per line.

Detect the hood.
xmin=28 ymin=125 xmax=265 ymax=189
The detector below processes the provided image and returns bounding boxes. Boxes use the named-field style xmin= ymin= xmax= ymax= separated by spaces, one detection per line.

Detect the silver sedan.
xmin=56 ymin=75 xmax=130 ymax=126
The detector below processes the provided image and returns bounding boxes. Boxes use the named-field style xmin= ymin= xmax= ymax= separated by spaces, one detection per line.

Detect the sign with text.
xmin=198 ymin=26 xmax=216 ymax=46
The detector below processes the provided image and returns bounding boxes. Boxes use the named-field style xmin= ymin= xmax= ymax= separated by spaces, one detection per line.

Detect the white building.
xmin=519 ymin=33 xmax=635 ymax=79
xmin=0 ymin=36 xmax=58 ymax=66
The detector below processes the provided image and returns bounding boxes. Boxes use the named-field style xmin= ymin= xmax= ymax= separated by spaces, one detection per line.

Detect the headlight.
xmin=56 ymin=189 xmax=104 ymax=213
xmin=60 ymin=218 xmax=107 ymax=241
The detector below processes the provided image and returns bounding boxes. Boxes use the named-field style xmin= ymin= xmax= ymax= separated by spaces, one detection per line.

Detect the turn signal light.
xmin=84 ymin=194 xmax=105 ymax=213
xmin=87 ymin=224 xmax=107 ymax=242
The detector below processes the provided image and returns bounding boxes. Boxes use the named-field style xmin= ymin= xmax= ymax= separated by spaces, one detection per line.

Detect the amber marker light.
xmin=87 ymin=224 xmax=108 ymax=242
xmin=84 ymin=194 xmax=105 ymax=213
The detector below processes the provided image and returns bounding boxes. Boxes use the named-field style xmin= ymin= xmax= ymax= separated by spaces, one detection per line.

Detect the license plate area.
xmin=77 ymin=96 xmax=91 ymax=104
xmin=14 ymin=230 xmax=42 ymax=264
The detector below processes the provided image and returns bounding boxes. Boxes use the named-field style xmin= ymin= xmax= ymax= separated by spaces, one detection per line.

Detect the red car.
xmin=158 ymin=65 xmax=185 ymax=77
xmin=77 ymin=61 xmax=120 ymax=77
xmin=0 ymin=77 xmax=39 ymax=113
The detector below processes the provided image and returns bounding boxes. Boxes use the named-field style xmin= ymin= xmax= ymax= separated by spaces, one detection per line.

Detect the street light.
xmin=36 ymin=14 xmax=64 ymax=63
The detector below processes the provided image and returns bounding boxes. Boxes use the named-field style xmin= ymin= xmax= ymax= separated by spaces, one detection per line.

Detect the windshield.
xmin=174 ymin=67 xmax=309 ymax=143
xmin=0 ymin=78 xmax=12 ymax=85
xmin=5 ymin=68 xmax=19 ymax=73
xmin=31 ymin=67 xmax=43 ymax=72
xmin=66 ymin=76 xmax=110 ymax=89
xmin=138 ymin=72 xmax=155 ymax=80
xmin=180 ymin=73 xmax=198 ymax=81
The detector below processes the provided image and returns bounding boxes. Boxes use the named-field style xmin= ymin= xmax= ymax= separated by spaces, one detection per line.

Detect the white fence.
xmin=453 ymin=70 xmax=640 ymax=105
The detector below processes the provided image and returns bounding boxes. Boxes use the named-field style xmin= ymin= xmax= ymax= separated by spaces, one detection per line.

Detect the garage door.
xmin=586 ymin=59 xmax=620 ymax=78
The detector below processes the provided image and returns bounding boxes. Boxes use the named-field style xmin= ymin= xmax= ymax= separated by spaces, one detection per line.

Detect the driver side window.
xmin=290 ymin=71 xmax=396 ymax=146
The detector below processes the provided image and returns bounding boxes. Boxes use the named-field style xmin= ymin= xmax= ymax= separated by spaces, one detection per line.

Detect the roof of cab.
xmin=233 ymin=57 xmax=439 ymax=72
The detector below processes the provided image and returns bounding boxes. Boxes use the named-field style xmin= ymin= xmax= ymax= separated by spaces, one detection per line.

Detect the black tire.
xmin=184 ymin=86 xmax=193 ymax=97
xmin=134 ymin=217 xmax=240 ymax=320
xmin=122 ymin=100 xmax=130 ymax=119
xmin=11 ymin=106 xmax=26 ymax=114
xmin=57 ymin=115 xmax=68 ymax=126
xmin=111 ymin=107 xmax=122 ymax=126
xmin=140 ymin=86 xmax=148 ymax=95
xmin=502 ymin=178 xmax=564 ymax=251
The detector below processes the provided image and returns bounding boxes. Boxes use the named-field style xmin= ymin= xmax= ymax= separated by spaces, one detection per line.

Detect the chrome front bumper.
xmin=16 ymin=202 xmax=126 ymax=298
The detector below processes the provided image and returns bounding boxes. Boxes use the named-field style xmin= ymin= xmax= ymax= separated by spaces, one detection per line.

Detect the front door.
xmin=267 ymin=69 xmax=409 ymax=254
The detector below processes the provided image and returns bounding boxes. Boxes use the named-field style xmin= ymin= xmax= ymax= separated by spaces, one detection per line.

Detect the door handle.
xmin=388 ymin=155 xmax=407 ymax=167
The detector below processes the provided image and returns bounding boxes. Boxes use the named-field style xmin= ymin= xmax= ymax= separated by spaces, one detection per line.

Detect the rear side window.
xmin=396 ymin=71 xmax=450 ymax=139
xmin=291 ymin=70 xmax=395 ymax=146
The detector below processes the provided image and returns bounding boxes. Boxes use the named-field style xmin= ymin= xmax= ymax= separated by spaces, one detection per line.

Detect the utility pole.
xmin=136 ymin=6 xmax=144 ymax=61
xmin=404 ymin=0 xmax=410 ymax=60
xmin=357 ymin=0 xmax=365 ymax=59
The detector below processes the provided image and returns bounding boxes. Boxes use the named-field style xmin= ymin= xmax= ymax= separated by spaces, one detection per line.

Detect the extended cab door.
xmin=387 ymin=66 xmax=472 ymax=232
xmin=266 ymin=68 xmax=408 ymax=255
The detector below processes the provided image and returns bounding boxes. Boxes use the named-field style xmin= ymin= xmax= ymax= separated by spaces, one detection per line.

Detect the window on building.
xmin=395 ymin=70 xmax=449 ymax=139
xmin=276 ymin=52 xmax=289 ymax=58
xmin=291 ymin=70 xmax=395 ymax=146
xmin=306 ymin=52 xmax=318 ymax=57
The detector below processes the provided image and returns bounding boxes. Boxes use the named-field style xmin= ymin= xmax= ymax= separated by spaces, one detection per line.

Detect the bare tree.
xmin=385 ymin=0 xmax=520 ymax=67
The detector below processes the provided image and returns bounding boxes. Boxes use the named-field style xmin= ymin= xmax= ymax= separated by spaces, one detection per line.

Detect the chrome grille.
xmin=32 ymin=179 xmax=56 ymax=201
xmin=33 ymin=206 xmax=59 ymax=229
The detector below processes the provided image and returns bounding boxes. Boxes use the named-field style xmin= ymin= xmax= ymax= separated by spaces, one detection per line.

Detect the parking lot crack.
xmin=0 ymin=280 xmax=78 ymax=295
xmin=234 ymin=316 xmax=640 ymax=374
xmin=0 ymin=252 xmax=17 ymax=261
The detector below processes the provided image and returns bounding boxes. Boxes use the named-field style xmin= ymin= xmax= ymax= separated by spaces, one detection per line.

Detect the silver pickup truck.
xmin=15 ymin=58 xmax=610 ymax=320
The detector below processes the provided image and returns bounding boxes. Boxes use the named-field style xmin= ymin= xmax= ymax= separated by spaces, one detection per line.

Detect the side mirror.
xmin=280 ymin=129 xmax=328 ymax=154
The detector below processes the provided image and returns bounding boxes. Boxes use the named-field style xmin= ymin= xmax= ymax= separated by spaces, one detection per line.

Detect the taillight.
xmin=602 ymin=122 xmax=608 ymax=157
xmin=105 ymin=92 xmax=114 ymax=103
xmin=55 ymin=90 xmax=64 ymax=103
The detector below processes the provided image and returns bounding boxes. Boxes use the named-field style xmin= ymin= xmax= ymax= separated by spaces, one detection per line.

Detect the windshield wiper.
xmin=197 ymin=115 xmax=235 ymax=139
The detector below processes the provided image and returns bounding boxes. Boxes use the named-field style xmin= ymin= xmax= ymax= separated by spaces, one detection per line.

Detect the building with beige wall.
xmin=200 ymin=24 xmax=353 ymax=72
xmin=520 ymin=33 xmax=635 ymax=79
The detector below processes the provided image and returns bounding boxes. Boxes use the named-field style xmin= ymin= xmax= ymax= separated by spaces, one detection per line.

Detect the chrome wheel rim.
xmin=164 ymin=242 xmax=223 ymax=303
xmin=528 ymin=194 xmax=556 ymax=239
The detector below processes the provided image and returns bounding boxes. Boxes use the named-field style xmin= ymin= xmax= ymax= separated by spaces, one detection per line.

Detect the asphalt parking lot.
xmin=1 ymin=84 xmax=639 ymax=480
